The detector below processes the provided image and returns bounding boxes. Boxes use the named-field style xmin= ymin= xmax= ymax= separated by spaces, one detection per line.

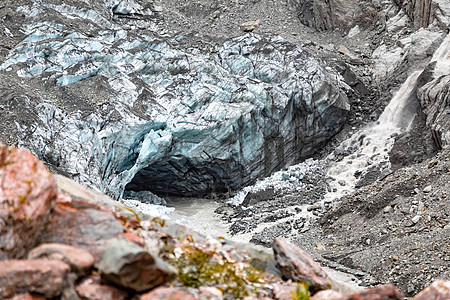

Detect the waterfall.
xmin=324 ymin=69 xmax=422 ymax=200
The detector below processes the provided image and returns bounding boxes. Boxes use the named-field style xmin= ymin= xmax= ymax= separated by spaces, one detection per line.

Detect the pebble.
xmin=423 ymin=185 xmax=432 ymax=193
xmin=412 ymin=215 xmax=421 ymax=224
xmin=338 ymin=180 xmax=346 ymax=186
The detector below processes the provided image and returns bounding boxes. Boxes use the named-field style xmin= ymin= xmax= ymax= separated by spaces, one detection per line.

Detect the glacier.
xmin=0 ymin=0 xmax=350 ymax=200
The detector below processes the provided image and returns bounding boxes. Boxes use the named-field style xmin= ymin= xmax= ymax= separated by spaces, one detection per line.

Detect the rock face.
xmin=288 ymin=0 xmax=378 ymax=31
xmin=394 ymin=0 xmax=450 ymax=29
xmin=98 ymin=238 xmax=176 ymax=292
xmin=0 ymin=0 xmax=349 ymax=199
xmin=0 ymin=259 xmax=70 ymax=298
xmin=0 ymin=143 xmax=57 ymax=260
xmin=418 ymin=74 xmax=450 ymax=147
xmin=273 ymin=238 xmax=331 ymax=293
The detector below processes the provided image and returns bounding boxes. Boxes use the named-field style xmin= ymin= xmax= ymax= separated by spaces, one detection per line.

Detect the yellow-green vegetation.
xmin=168 ymin=245 xmax=265 ymax=298
xmin=290 ymin=282 xmax=310 ymax=300
xmin=152 ymin=216 xmax=166 ymax=227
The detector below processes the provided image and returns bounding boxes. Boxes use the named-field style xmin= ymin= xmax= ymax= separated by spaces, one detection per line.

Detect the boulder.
xmin=38 ymin=195 xmax=125 ymax=262
xmin=310 ymin=289 xmax=343 ymax=299
xmin=0 ymin=143 xmax=57 ymax=259
xmin=310 ymin=284 xmax=403 ymax=299
xmin=240 ymin=20 xmax=260 ymax=32
xmin=0 ymin=259 xmax=70 ymax=298
xmin=412 ymin=280 xmax=450 ymax=300
xmin=75 ymin=276 xmax=128 ymax=300
xmin=98 ymin=238 xmax=176 ymax=292
xmin=27 ymin=243 xmax=95 ymax=276
xmin=273 ymin=238 xmax=331 ymax=293
xmin=140 ymin=287 xmax=198 ymax=300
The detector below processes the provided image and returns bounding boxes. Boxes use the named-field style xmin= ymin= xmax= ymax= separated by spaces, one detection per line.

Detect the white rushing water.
xmin=324 ymin=70 xmax=422 ymax=201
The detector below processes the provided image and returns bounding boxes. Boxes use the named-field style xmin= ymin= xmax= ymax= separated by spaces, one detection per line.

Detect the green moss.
xmin=290 ymin=282 xmax=310 ymax=300
xmin=168 ymin=245 xmax=264 ymax=298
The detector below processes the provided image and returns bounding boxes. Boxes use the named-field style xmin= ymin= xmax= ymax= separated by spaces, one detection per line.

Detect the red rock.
xmin=38 ymin=196 xmax=125 ymax=262
xmin=0 ymin=144 xmax=57 ymax=259
xmin=412 ymin=280 xmax=450 ymax=300
xmin=0 ymin=259 xmax=70 ymax=298
xmin=310 ymin=289 xmax=343 ymax=300
xmin=28 ymin=243 xmax=95 ymax=275
xmin=140 ymin=287 xmax=198 ymax=300
xmin=342 ymin=284 xmax=403 ymax=300
xmin=76 ymin=275 xmax=128 ymax=300
xmin=273 ymin=238 xmax=331 ymax=293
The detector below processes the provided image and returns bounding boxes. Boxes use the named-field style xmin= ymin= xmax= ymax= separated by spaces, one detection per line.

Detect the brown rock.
xmin=38 ymin=195 xmax=125 ymax=262
xmin=342 ymin=284 xmax=403 ymax=299
xmin=28 ymin=243 xmax=95 ymax=275
xmin=412 ymin=280 xmax=450 ymax=300
xmin=0 ymin=144 xmax=57 ymax=260
xmin=76 ymin=275 xmax=128 ymax=300
xmin=140 ymin=287 xmax=198 ymax=300
xmin=273 ymin=238 xmax=331 ymax=293
xmin=311 ymin=289 xmax=343 ymax=300
xmin=98 ymin=238 xmax=176 ymax=292
xmin=0 ymin=259 xmax=70 ymax=298
xmin=240 ymin=20 xmax=260 ymax=32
